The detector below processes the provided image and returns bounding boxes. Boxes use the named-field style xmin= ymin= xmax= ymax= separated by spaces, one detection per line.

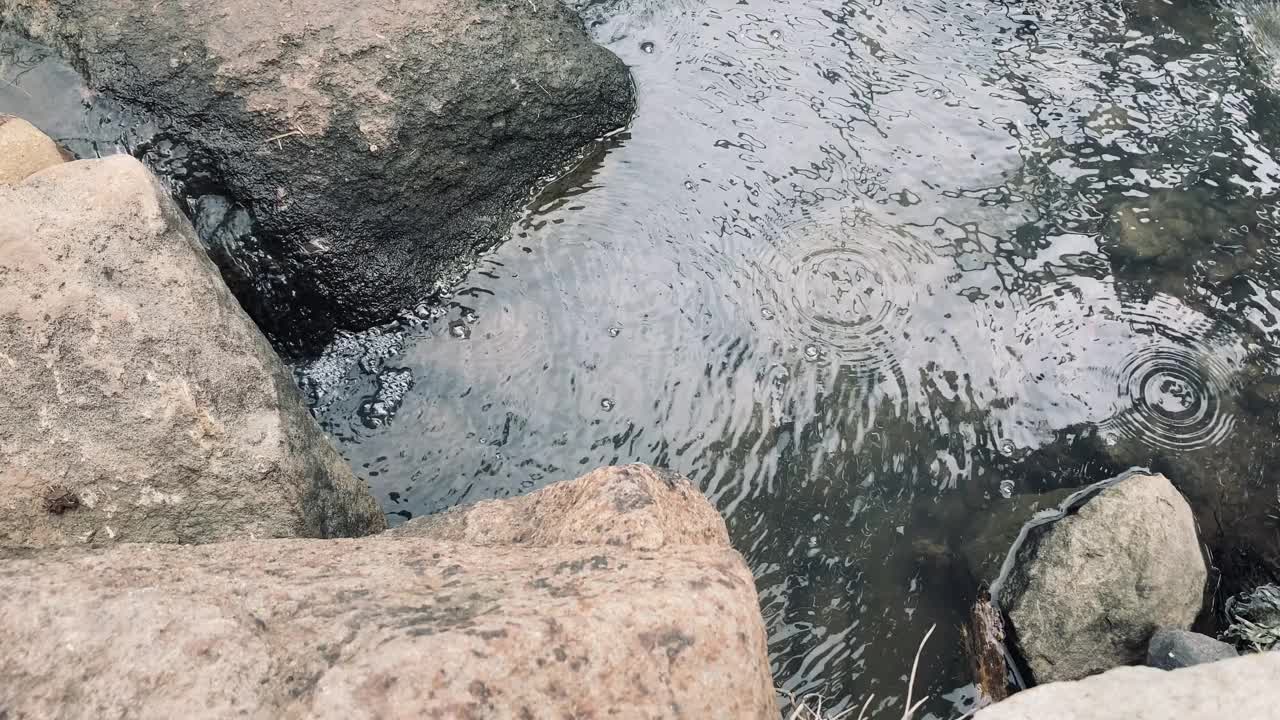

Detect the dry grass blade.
xmin=902 ymin=624 xmax=936 ymax=720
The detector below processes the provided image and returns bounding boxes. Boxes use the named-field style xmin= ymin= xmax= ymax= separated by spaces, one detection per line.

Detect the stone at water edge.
xmin=0 ymin=0 xmax=635 ymax=352
xmin=0 ymin=155 xmax=386 ymax=546
xmin=1145 ymin=628 xmax=1238 ymax=670
xmin=0 ymin=465 xmax=779 ymax=719
xmin=0 ymin=115 xmax=64 ymax=183
xmin=391 ymin=463 xmax=730 ymax=548
xmin=973 ymin=651 xmax=1280 ymax=720
xmin=1000 ymin=472 xmax=1207 ymax=683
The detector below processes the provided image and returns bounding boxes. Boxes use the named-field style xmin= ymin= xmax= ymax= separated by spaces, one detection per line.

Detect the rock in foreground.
xmin=1000 ymin=472 xmax=1206 ymax=683
xmin=0 ymin=465 xmax=778 ymax=719
xmin=974 ymin=651 xmax=1280 ymax=720
xmin=0 ymin=155 xmax=385 ymax=546
xmin=0 ymin=0 xmax=633 ymax=351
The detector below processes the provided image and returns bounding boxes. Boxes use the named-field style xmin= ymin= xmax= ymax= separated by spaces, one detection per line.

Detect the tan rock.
xmin=0 ymin=156 xmax=386 ymax=546
xmin=0 ymin=115 xmax=64 ymax=184
xmin=1000 ymin=473 xmax=1206 ymax=683
xmin=0 ymin=466 xmax=779 ymax=719
xmin=975 ymin=651 xmax=1280 ymax=720
xmin=392 ymin=463 xmax=730 ymax=549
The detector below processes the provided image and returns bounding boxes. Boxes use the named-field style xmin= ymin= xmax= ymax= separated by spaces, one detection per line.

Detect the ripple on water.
xmin=1104 ymin=344 xmax=1239 ymax=452
xmin=751 ymin=211 xmax=932 ymax=373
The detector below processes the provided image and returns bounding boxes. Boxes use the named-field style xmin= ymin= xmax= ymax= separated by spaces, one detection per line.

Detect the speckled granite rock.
xmin=392 ymin=463 xmax=729 ymax=549
xmin=1000 ymin=473 xmax=1206 ymax=683
xmin=0 ymin=155 xmax=385 ymax=546
xmin=975 ymin=651 xmax=1280 ymax=720
xmin=0 ymin=465 xmax=778 ymax=719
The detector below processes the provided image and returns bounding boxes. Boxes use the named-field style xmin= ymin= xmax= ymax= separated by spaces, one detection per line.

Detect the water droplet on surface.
xmin=803 ymin=345 xmax=820 ymax=362
xmin=600 ymin=398 xmax=616 ymax=412
xmin=1000 ymin=440 xmax=1016 ymax=456
xmin=761 ymin=307 xmax=775 ymax=320
xmin=449 ymin=320 xmax=470 ymax=339
xmin=684 ymin=180 xmax=696 ymax=191
xmin=640 ymin=41 xmax=655 ymax=53
xmin=608 ymin=325 xmax=622 ymax=338
xmin=769 ymin=29 xmax=782 ymax=40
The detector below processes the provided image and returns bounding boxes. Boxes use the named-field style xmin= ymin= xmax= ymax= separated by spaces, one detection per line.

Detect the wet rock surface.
xmin=1145 ymin=628 xmax=1238 ymax=670
xmin=0 ymin=155 xmax=385 ymax=546
xmin=0 ymin=0 xmax=634 ymax=353
xmin=1000 ymin=473 xmax=1207 ymax=683
xmin=975 ymin=650 xmax=1280 ymax=720
xmin=0 ymin=465 xmax=778 ymax=719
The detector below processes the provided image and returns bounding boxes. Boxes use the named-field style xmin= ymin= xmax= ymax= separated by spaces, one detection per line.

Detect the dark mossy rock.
xmin=0 ymin=0 xmax=634 ymax=354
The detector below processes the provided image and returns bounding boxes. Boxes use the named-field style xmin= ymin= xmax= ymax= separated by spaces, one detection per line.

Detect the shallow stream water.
xmin=7 ymin=0 xmax=1280 ymax=715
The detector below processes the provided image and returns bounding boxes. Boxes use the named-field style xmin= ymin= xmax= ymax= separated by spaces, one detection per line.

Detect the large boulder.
xmin=0 ymin=465 xmax=779 ymax=719
xmin=0 ymin=155 xmax=386 ymax=546
xmin=974 ymin=651 xmax=1280 ymax=720
xmin=1000 ymin=473 xmax=1207 ymax=683
xmin=0 ymin=114 xmax=64 ymax=183
xmin=0 ymin=0 xmax=634 ymax=353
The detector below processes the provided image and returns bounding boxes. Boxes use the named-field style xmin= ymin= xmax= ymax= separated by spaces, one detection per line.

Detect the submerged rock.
xmin=1000 ymin=473 xmax=1207 ymax=683
xmin=0 ymin=114 xmax=63 ymax=183
xmin=0 ymin=155 xmax=386 ymax=546
xmin=1145 ymin=628 xmax=1238 ymax=670
xmin=974 ymin=651 xmax=1280 ymax=720
xmin=0 ymin=0 xmax=634 ymax=353
xmin=0 ymin=465 xmax=778 ymax=718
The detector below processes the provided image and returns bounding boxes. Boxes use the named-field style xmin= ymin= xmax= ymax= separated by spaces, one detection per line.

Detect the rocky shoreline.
xmin=3 ymin=3 xmax=1279 ymax=717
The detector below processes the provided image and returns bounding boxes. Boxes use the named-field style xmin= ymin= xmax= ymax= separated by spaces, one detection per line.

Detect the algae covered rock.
xmin=1000 ymin=473 xmax=1206 ymax=683
xmin=0 ymin=155 xmax=386 ymax=546
xmin=0 ymin=0 xmax=634 ymax=352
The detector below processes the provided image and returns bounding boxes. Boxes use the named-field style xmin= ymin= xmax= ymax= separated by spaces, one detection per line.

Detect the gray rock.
xmin=0 ymin=155 xmax=386 ymax=546
xmin=0 ymin=465 xmax=779 ymax=719
xmin=1000 ymin=473 xmax=1207 ymax=683
xmin=0 ymin=114 xmax=64 ymax=183
xmin=1146 ymin=628 xmax=1238 ymax=670
xmin=974 ymin=651 xmax=1280 ymax=720
xmin=0 ymin=0 xmax=634 ymax=352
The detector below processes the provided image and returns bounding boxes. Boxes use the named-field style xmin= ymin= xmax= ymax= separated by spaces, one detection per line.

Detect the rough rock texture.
xmin=392 ymin=464 xmax=729 ymax=549
xmin=1146 ymin=628 xmax=1237 ymax=670
xmin=0 ymin=155 xmax=386 ymax=546
xmin=1000 ymin=473 xmax=1207 ymax=683
xmin=974 ymin=651 xmax=1280 ymax=720
xmin=0 ymin=0 xmax=634 ymax=353
xmin=0 ymin=114 xmax=63 ymax=183
xmin=0 ymin=465 xmax=778 ymax=719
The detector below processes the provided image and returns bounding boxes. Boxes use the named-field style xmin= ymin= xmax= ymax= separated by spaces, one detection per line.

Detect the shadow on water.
xmin=8 ymin=0 xmax=1280 ymax=716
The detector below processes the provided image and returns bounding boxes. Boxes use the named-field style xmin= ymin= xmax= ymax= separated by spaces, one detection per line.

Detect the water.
xmin=7 ymin=1 xmax=1280 ymax=716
